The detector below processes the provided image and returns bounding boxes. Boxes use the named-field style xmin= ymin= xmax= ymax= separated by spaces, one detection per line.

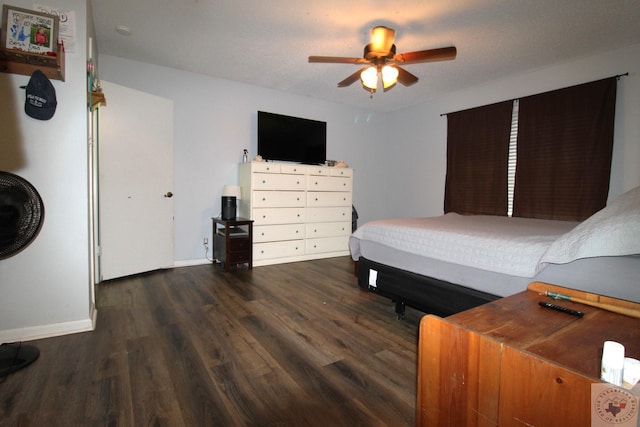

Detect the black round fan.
xmin=0 ymin=171 xmax=44 ymax=260
xmin=0 ymin=171 xmax=43 ymax=379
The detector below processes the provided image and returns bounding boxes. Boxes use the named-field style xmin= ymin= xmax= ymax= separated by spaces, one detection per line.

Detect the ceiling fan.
xmin=309 ymin=26 xmax=456 ymax=93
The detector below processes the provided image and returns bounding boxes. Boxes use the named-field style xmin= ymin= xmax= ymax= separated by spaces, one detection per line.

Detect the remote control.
xmin=538 ymin=301 xmax=584 ymax=317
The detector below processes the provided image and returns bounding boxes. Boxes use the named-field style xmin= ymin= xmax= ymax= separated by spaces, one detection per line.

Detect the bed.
xmin=350 ymin=185 xmax=640 ymax=318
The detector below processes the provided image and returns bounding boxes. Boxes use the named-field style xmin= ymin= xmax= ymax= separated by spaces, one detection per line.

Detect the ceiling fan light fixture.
xmin=360 ymin=66 xmax=378 ymax=90
xmin=381 ymin=65 xmax=399 ymax=89
xmin=309 ymin=25 xmax=456 ymax=93
xmin=370 ymin=26 xmax=395 ymax=53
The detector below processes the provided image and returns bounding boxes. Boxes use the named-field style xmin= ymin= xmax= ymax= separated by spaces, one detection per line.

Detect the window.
xmin=445 ymin=77 xmax=617 ymax=221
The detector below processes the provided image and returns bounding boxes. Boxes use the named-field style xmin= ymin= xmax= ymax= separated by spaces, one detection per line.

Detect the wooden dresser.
xmin=417 ymin=282 xmax=640 ymax=427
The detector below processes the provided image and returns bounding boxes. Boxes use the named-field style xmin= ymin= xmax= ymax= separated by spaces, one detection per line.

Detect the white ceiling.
xmin=91 ymin=0 xmax=640 ymax=112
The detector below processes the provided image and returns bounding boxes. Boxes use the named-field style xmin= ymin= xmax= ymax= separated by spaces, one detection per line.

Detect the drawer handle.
xmin=315 ymin=198 xmax=318 ymax=201
xmin=314 ymin=229 xmax=317 ymax=232
xmin=262 ymin=197 xmax=266 ymax=201
xmin=262 ymin=180 xmax=266 ymax=184
xmin=262 ymin=215 xmax=266 ymax=219
xmin=261 ymin=232 xmax=265 ymax=236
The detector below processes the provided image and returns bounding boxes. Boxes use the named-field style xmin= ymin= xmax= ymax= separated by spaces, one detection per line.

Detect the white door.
xmin=98 ymin=81 xmax=174 ymax=281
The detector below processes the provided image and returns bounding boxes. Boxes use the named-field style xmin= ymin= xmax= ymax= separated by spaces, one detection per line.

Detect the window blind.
xmin=507 ymin=99 xmax=519 ymax=217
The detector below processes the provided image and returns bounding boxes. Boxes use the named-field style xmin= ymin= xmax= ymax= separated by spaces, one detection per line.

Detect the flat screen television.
xmin=257 ymin=111 xmax=326 ymax=164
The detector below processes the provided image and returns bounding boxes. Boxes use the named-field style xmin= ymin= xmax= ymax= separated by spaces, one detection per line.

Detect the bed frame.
xmin=356 ymin=257 xmax=500 ymax=319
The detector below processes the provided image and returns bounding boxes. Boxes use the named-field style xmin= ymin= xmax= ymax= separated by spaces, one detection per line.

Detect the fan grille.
xmin=0 ymin=172 xmax=44 ymax=260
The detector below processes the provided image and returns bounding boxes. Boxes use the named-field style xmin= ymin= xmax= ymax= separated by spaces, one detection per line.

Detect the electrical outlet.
xmin=203 ymin=237 xmax=208 ymax=245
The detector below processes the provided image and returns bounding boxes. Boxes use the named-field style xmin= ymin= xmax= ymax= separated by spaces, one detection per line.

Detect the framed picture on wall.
xmin=1 ymin=5 xmax=59 ymax=54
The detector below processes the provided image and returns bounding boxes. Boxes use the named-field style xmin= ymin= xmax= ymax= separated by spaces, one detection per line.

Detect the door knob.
xmin=164 ymin=191 xmax=173 ymax=198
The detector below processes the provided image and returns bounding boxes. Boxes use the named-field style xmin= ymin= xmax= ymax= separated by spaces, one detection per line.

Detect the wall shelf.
xmin=0 ymin=42 xmax=65 ymax=81
xmin=91 ymin=92 xmax=106 ymax=109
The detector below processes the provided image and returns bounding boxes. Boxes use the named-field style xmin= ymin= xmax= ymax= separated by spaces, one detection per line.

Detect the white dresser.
xmin=239 ymin=162 xmax=353 ymax=266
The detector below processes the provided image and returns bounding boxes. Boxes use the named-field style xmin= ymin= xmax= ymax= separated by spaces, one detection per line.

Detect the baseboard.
xmin=0 ymin=316 xmax=95 ymax=343
xmin=173 ymin=258 xmax=213 ymax=268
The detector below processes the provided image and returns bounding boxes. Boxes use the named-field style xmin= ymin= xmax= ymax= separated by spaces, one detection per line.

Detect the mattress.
xmin=351 ymin=237 xmax=640 ymax=302
xmin=350 ymin=185 xmax=640 ymax=303
xmin=350 ymin=214 xmax=577 ymax=277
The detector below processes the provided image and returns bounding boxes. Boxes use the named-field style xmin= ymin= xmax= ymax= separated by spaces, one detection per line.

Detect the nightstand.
xmin=212 ymin=217 xmax=253 ymax=271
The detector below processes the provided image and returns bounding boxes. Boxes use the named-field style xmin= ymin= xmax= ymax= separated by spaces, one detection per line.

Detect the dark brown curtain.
xmin=444 ymin=101 xmax=513 ymax=216
xmin=513 ymin=77 xmax=617 ymax=221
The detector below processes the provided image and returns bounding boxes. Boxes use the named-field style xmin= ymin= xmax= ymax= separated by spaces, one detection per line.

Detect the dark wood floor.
xmin=0 ymin=257 xmax=424 ymax=426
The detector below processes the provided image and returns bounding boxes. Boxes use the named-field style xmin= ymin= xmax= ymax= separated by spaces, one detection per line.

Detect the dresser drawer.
xmin=330 ymin=168 xmax=353 ymax=178
xmin=306 ymin=221 xmax=350 ymax=238
xmin=280 ymin=164 xmax=307 ymax=175
xmin=253 ymin=173 xmax=305 ymax=190
xmin=305 ymin=236 xmax=349 ymax=254
xmin=253 ymin=191 xmax=305 ymax=208
xmin=228 ymin=236 xmax=251 ymax=251
xmin=254 ymin=224 xmax=304 ymax=243
xmin=226 ymin=251 xmax=251 ymax=264
xmin=307 ymin=166 xmax=353 ymax=177
xmin=252 ymin=207 xmax=305 ymax=225
xmin=307 ymin=166 xmax=331 ymax=176
xmin=307 ymin=175 xmax=352 ymax=191
xmin=306 ymin=206 xmax=351 ymax=223
xmin=250 ymin=162 xmax=281 ymax=173
xmin=254 ymin=240 xmax=304 ymax=260
xmin=307 ymin=191 xmax=352 ymax=207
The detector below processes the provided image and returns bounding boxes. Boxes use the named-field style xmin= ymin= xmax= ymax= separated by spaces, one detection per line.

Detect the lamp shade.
xmin=222 ymin=184 xmax=241 ymax=200
xmin=361 ymin=66 xmax=378 ymax=90
xmin=381 ymin=65 xmax=399 ymax=89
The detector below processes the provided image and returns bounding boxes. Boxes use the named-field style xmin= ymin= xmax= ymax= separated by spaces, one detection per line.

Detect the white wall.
xmin=387 ymin=43 xmax=640 ymax=219
xmin=101 ymin=43 xmax=640 ymax=265
xmin=99 ymin=56 xmax=387 ymax=263
xmin=0 ymin=0 xmax=93 ymax=341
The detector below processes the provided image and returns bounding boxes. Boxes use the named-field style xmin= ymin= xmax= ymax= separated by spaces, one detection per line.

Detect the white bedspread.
xmin=350 ymin=213 xmax=577 ymax=277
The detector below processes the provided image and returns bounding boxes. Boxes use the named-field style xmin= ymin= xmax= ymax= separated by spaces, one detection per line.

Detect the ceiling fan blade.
xmin=337 ymin=67 xmax=368 ymax=87
xmin=370 ymin=26 xmax=395 ymax=53
xmin=308 ymin=56 xmax=369 ymax=64
xmin=396 ymin=66 xmax=419 ymax=86
xmin=393 ymin=46 xmax=457 ymax=64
